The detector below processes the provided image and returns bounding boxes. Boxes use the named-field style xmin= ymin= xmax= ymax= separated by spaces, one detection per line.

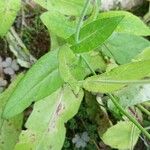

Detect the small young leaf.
xmin=83 ymin=60 xmax=150 ymax=93
xmin=3 ymin=50 xmax=64 ymax=119
xmin=14 ymin=86 xmax=84 ymax=150
xmin=98 ymin=11 xmax=150 ymax=36
xmin=102 ymin=33 xmax=150 ymax=64
xmin=67 ymin=16 xmax=124 ymax=53
xmin=102 ymin=121 xmax=140 ymax=149
xmin=0 ymin=0 xmax=21 ymax=36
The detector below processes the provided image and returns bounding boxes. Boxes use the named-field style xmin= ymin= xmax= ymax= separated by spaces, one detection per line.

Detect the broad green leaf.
xmin=102 ymin=121 xmax=140 ymax=149
xmin=0 ymin=74 xmax=24 ymax=150
xmin=0 ymin=0 xmax=21 ymax=36
xmin=3 ymin=50 xmax=64 ymax=119
xmin=33 ymin=0 xmax=92 ymax=16
xmin=101 ymin=33 xmax=150 ymax=64
xmin=83 ymin=60 xmax=150 ymax=93
xmin=41 ymin=11 xmax=76 ymax=39
xmin=98 ymin=11 xmax=150 ymax=36
xmin=15 ymin=86 xmax=84 ymax=150
xmin=3 ymin=46 xmax=106 ymax=119
xmin=67 ymin=16 xmax=124 ymax=53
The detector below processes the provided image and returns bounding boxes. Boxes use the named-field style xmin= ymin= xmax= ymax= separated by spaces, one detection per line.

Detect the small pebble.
xmin=2 ymin=57 xmax=19 ymax=75
xmin=0 ymin=56 xmax=20 ymax=93
xmin=72 ymin=132 xmax=90 ymax=148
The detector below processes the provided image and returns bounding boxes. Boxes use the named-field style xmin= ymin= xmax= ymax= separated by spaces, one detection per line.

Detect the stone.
xmin=101 ymin=0 xmax=144 ymax=11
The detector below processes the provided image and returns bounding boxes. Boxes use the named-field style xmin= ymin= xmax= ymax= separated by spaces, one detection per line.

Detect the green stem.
xmin=75 ymin=0 xmax=97 ymax=76
xmin=136 ymin=104 xmax=150 ymax=116
xmin=93 ymin=0 xmax=100 ymax=20
xmin=108 ymin=93 xmax=150 ymax=140
xmin=75 ymin=0 xmax=91 ymax=43
xmin=143 ymin=102 xmax=150 ymax=108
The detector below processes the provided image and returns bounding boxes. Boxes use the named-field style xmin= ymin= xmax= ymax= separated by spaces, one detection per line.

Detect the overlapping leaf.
xmin=101 ymin=33 xmax=150 ymax=64
xmin=102 ymin=121 xmax=140 ymax=149
xmin=67 ymin=16 xmax=124 ymax=53
xmin=14 ymin=86 xmax=84 ymax=150
xmin=83 ymin=60 xmax=150 ymax=93
xmin=98 ymin=11 xmax=150 ymax=36
xmin=69 ymin=51 xmax=106 ymax=81
xmin=0 ymin=0 xmax=21 ymax=36
xmin=3 ymin=50 xmax=64 ymax=119
xmin=41 ymin=11 xmax=76 ymax=39
xmin=109 ymin=84 xmax=150 ymax=110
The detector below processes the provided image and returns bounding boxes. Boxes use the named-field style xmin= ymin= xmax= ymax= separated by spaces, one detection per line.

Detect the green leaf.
xmin=67 ymin=16 xmax=124 ymax=53
xmin=0 ymin=74 xmax=24 ymax=150
xmin=98 ymin=11 xmax=150 ymax=36
xmin=33 ymin=0 xmax=92 ymax=16
xmin=69 ymin=51 xmax=106 ymax=80
xmin=110 ymin=84 xmax=150 ymax=109
xmin=81 ymin=51 xmax=106 ymax=73
xmin=14 ymin=86 xmax=84 ymax=150
xmin=101 ymin=33 xmax=150 ymax=64
xmin=83 ymin=60 xmax=150 ymax=93
xmin=134 ymin=47 xmax=150 ymax=61
xmin=58 ymin=45 xmax=80 ymax=93
xmin=41 ymin=11 xmax=76 ymax=39
xmin=58 ymin=45 xmax=106 ymax=93
xmin=102 ymin=121 xmax=140 ymax=149
xmin=3 ymin=50 xmax=64 ymax=119
xmin=3 ymin=46 xmax=106 ymax=119
xmin=0 ymin=0 xmax=21 ymax=36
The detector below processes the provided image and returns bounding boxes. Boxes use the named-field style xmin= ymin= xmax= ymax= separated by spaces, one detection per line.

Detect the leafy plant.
xmin=0 ymin=0 xmax=150 ymax=150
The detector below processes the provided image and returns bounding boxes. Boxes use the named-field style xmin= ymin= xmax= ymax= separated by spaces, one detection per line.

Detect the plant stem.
xmin=136 ymin=104 xmax=150 ymax=116
xmin=93 ymin=0 xmax=100 ymax=20
xmin=143 ymin=102 xmax=150 ymax=108
xmin=75 ymin=0 xmax=91 ymax=43
xmin=108 ymin=93 xmax=150 ymax=140
xmin=75 ymin=0 xmax=97 ymax=76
